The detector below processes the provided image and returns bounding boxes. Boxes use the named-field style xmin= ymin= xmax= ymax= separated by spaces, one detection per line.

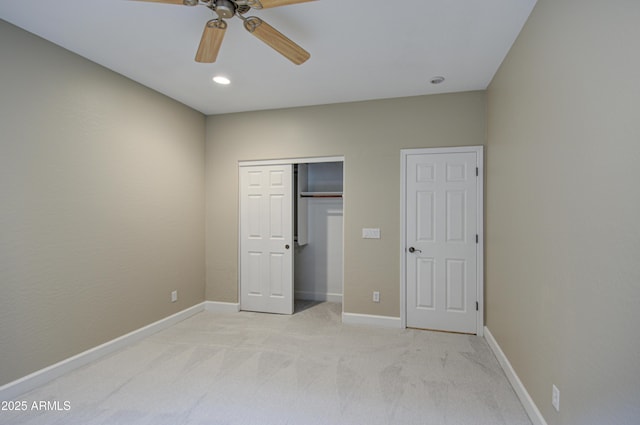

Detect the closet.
xmin=294 ymin=162 xmax=344 ymax=303
xmin=238 ymin=158 xmax=343 ymax=315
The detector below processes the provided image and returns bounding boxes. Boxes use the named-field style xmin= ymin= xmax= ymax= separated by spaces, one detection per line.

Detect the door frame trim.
xmin=400 ymin=146 xmax=484 ymax=336
xmin=238 ymin=156 xmax=344 ymax=167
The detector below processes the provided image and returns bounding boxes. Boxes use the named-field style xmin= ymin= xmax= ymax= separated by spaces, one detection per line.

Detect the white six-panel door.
xmin=404 ymin=148 xmax=482 ymax=334
xmin=240 ymin=164 xmax=294 ymax=315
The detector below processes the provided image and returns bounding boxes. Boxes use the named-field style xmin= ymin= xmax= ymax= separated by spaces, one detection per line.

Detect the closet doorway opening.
xmin=238 ymin=157 xmax=344 ymax=316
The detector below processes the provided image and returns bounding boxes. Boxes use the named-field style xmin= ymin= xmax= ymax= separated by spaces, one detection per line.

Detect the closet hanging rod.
xmin=300 ymin=191 xmax=343 ymax=198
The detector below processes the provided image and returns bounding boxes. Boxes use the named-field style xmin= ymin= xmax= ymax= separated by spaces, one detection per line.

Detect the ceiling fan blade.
xmin=243 ymin=17 xmax=310 ymax=65
xmin=252 ymin=0 xmax=316 ymax=9
xmin=129 ymin=0 xmax=196 ymax=5
xmin=195 ymin=19 xmax=227 ymax=63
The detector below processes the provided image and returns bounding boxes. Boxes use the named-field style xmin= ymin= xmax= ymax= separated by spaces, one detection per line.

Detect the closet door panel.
xmin=240 ymin=164 xmax=294 ymax=314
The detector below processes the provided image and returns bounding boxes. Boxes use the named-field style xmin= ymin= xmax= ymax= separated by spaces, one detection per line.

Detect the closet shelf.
xmin=300 ymin=191 xmax=343 ymax=198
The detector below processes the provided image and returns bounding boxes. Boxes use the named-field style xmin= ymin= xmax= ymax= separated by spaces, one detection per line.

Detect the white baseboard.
xmin=295 ymin=291 xmax=343 ymax=303
xmin=0 ymin=303 xmax=205 ymax=400
xmin=342 ymin=312 xmax=402 ymax=329
xmin=204 ymin=301 xmax=240 ymax=313
xmin=484 ymin=326 xmax=548 ymax=425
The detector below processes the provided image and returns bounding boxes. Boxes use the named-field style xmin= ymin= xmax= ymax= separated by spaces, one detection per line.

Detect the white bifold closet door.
xmin=239 ymin=164 xmax=294 ymax=315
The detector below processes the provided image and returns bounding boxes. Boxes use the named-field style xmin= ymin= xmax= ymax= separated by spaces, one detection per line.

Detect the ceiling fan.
xmin=133 ymin=0 xmax=314 ymax=65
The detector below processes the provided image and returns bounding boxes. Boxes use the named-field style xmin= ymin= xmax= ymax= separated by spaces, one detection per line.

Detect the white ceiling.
xmin=0 ymin=0 xmax=537 ymax=115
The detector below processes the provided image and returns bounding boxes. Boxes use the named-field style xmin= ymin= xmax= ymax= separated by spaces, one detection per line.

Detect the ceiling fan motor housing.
xmin=214 ymin=0 xmax=237 ymax=19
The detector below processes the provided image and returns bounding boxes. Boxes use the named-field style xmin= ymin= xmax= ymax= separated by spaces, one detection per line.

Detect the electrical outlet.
xmin=171 ymin=290 xmax=178 ymax=303
xmin=373 ymin=291 xmax=380 ymax=303
xmin=552 ymin=384 xmax=560 ymax=412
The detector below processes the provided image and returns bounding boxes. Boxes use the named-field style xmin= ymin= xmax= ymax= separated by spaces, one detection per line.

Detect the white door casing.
xmin=239 ymin=164 xmax=294 ymax=315
xmin=402 ymin=147 xmax=483 ymax=334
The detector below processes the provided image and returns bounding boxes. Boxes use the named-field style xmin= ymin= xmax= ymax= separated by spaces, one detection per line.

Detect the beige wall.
xmin=0 ymin=20 xmax=206 ymax=386
xmin=486 ymin=1 xmax=640 ymax=424
xmin=205 ymin=92 xmax=486 ymax=317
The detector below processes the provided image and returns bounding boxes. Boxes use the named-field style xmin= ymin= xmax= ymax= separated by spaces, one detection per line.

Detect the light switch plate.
xmin=362 ymin=228 xmax=381 ymax=239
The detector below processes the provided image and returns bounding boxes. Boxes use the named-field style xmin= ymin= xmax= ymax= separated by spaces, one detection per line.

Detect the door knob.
xmin=285 ymin=244 xmax=290 ymax=250
xmin=408 ymin=247 xmax=422 ymax=253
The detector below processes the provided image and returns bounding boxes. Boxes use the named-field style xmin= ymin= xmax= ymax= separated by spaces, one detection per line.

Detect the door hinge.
xmin=476 ymin=234 xmax=479 ymax=244
xmin=476 ymin=301 xmax=479 ymax=311
xmin=476 ymin=167 xmax=479 ymax=177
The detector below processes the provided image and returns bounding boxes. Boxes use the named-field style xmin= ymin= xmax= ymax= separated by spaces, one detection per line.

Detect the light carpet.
xmin=1 ymin=302 xmax=531 ymax=425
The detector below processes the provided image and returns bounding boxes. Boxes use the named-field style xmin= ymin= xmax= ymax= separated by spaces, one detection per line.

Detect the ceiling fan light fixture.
xmin=213 ymin=75 xmax=231 ymax=85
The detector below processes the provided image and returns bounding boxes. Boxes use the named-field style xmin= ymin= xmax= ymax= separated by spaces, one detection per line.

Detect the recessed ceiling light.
xmin=430 ymin=76 xmax=445 ymax=85
xmin=213 ymin=76 xmax=231 ymax=85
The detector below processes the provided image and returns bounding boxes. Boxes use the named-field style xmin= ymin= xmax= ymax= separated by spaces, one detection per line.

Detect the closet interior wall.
xmin=294 ymin=162 xmax=344 ymax=303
